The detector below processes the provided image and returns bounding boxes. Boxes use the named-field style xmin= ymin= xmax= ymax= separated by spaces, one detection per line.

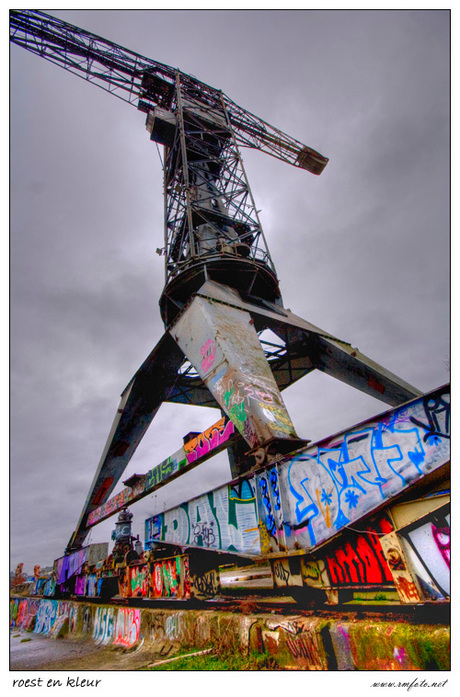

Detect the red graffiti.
xmin=129 ymin=565 xmax=149 ymax=597
xmin=394 ymin=575 xmax=421 ymax=602
xmin=325 ymin=518 xmax=393 ymax=585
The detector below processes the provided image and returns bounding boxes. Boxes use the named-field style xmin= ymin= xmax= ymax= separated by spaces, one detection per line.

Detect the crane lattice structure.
xmin=10 ymin=10 xmax=421 ymax=552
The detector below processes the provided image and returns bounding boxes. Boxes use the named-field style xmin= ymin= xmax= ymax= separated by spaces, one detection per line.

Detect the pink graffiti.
xmin=184 ymin=417 xmax=235 ymax=464
xmin=432 ymin=523 xmax=450 ymax=567
xmin=113 ymin=608 xmax=140 ymax=648
xmin=200 ymin=339 xmax=216 ymax=372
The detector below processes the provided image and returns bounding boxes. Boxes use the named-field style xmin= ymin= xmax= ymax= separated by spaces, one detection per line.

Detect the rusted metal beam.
xmin=145 ymin=385 xmax=450 ymax=557
xmin=86 ymin=416 xmax=238 ymax=528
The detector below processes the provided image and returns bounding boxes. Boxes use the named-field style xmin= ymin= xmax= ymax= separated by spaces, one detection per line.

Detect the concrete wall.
xmin=10 ymin=596 xmax=449 ymax=671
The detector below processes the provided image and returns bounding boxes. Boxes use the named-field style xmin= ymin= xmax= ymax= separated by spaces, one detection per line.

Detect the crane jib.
xmin=10 ymin=9 xmax=328 ymax=173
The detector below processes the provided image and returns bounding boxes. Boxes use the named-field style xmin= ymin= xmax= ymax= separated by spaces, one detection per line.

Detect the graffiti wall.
xmin=54 ymin=543 xmax=108 ymax=584
xmin=321 ymin=515 xmax=394 ymax=586
xmin=381 ymin=503 xmax=451 ymax=602
xmin=278 ymin=389 xmax=450 ymax=551
xmin=145 ymin=479 xmax=260 ymax=554
xmin=256 ymin=465 xmax=286 ymax=553
xmin=10 ymin=598 xmax=449 ymax=670
xmin=34 ymin=600 xmax=58 ymax=635
xmin=10 ymin=598 xmax=39 ymax=631
xmin=144 ymin=387 xmax=449 ymax=557
xmin=93 ymin=606 xmax=115 ymax=645
xmin=151 ymin=556 xmax=191 ymax=599
xmin=87 ymin=417 xmax=235 ymax=527
xmin=402 ymin=507 xmax=450 ymax=597
xmin=113 ymin=608 xmax=140 ymax=647
xmin=127 ymin=565 xmax=149 ymax=598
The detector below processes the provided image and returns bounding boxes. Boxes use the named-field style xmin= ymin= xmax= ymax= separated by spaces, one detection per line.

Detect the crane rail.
xmin=11 ymin=591 xmax=450 ymax=625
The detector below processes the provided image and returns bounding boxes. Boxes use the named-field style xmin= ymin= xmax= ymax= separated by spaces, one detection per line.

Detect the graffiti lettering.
xmin=114 ymin=608 xmax=140 ymax=647
xmin=151 ymin=556 xmax=190 ymax=599
xmin=285 ymin=634 xmax=323 ymax=668
xmin=410 ymin=393 xmax=450 ymax=445
xmin=165 ymin=615 xmax=180 ymax=641
xmin=273 ymin=559 xmax=291 ymax=585
xmin=146 ymin=479 xmax=259 ymax=554
xmin=393 ymin=575 xmax=421 ymax=602
xmin=324 ymin=518 xmax=393 ymax=585
xmin=193 ymin=522 xmax=216 ymax=548
xmin=192 ymin=569 xmax=220 ymax=597
xmin=258 ymin=476 xmax=276 ymax=537
xmin=283 ymin=389 xmax=450 ymax=549
xmin=130 ymin=565 xmax=149 ymax=597
xmin=34 ymin=600 xmax=58 ymax=635
xmin=184 ymin=417 xmax=235 ymax=464
xmin=200 ymin=339 xmax=216 ymax=373
xmin=93 ymin=607 xmax=115 ymax=645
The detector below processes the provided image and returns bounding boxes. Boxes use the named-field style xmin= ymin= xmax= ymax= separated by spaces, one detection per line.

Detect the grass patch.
xmin=147 ymin=647 xmax=279 ymax=671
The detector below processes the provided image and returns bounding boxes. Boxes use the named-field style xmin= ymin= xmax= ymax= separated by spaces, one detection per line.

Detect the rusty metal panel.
xmin=170 ymin=293 xmax=297 ymax=449
xmin=380 ymin=532 xmax=424 ymax=603
xmin=389 ymin=492 xmax=449 ymax=530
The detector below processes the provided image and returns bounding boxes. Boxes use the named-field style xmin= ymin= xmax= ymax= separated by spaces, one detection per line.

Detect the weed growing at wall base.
xmin=146 ymin=646 xmax=280 ymax=670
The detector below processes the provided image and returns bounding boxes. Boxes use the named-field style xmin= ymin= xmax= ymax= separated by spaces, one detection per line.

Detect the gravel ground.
xmin=9 ymin=629 xmax=155 ymax=671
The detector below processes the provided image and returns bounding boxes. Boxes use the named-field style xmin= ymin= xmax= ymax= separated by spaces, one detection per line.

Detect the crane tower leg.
xmin=169 ymin=287 xmax=305 ymax=461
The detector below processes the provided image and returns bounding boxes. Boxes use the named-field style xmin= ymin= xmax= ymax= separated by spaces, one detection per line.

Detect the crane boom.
xmin=12 ymin=10 xmax=422 ymax=557
xmin=10 ymin=9 xmax=328 ymax=174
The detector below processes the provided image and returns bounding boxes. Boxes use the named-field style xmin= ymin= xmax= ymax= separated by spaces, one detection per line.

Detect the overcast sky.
xmin=10 ymin=9 xmax=450 ymax=572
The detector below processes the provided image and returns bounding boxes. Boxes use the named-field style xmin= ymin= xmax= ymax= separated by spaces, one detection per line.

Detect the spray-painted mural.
xmin=279 ymin=389 xmax=449 ymax=551
xmin=403 ymin=508 xmax=450 ymax=597
xmin=184 ymin=417 xmax=235 ymax=464
xmin=113 ymin=608 xmax=140 ymax=647
xmin=54 ymin=543 xmax=108 ymax=587
xmin=34 ymin=599 xmax=58 ymax=635
xmin=145 ymin=479 xmax=260 ymax=554
xmin=256 ymin=465 xmax=286 ymax=553
xmin=87 ymin=417 xmax=236 ymax=527
xmin=382 ymin=502 xmax=451 ymax=602
xmin=321 ymin=515 xmax=394 ymax=586
xmin=93 ymin=606 xmax=115 ymax=645
xmin=144 ymin=387 xmax=449 ymax=556
xmin=150 ymin=556 xmax=191 ymax=599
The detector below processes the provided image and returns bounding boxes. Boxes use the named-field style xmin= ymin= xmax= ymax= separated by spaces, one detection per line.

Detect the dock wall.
xmin=10 ymin=596 xmax=450 ymax=671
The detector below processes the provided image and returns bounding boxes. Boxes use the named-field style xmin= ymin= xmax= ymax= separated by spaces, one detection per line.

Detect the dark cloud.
xmin=10 ymin=9 xmax=449 ymax=570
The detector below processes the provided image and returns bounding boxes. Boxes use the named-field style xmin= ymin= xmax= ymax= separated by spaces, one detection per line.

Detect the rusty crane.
xmin=10 ymin=10 xmax=421 ymax=554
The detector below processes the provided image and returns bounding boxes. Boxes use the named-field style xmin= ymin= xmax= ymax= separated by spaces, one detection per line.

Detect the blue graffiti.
xmin=269 ymin=468 xmax=281 ymax=511
xmin=286 ymin=391 xmax=449 ymax=547
xmin=258 ymin=476 xmax=276 ymax=536
xmin=344 ymin=490 xmax=360 ymax=509
xmin=410 ymin=393 xmax=450 ymax=445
